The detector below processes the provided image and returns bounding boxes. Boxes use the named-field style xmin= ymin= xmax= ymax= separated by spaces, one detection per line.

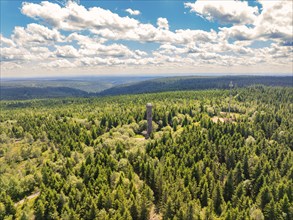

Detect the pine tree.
xmin=3 ymin=194 xmax=16 ymax=217
xmin=87 ymin=203 xmax=98 ymax=220
xmin=263 ymin=199 xmax=282 ymax=220
xmin=225 ymin=210 xmax=233 ymax=220
xmin=258 ymin=186 xmax=272 ymax=209
xmin=200 ymin=182 xmax=209 ymax=207
xmin=140 ymin=196 xmax=149 ymax=220
xmin=164 ymin=199 xmax=174 ymax=220
xmin=130 ymin=201 xmax=139 ymax=220
xmin=224 ymin=171 xmax=234 ymax=202
xmin=186 ymin=202 xmax=196 ymax=220
xmin=280 ymin=194 xmax=292 ymax=220
xmin=233 ymin=162 xmax=243 ymax=185
xmin=243 ymin=154 xmax=250 ymax=179
xmin=35 ymin=199 xmax=45 ymax=220
xmin=213 ymin=182 xmax=225 ymax=216
xmin=254 ymin=174 xmax=265 ymax=198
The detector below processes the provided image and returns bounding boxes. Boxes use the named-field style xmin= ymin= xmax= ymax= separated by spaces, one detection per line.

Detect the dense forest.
xmin=0 ymin=86 xmax=292 ymax=219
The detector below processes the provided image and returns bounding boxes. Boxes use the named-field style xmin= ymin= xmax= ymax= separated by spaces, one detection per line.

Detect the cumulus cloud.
xmin=21 ymin=1 xmax=139 ymax=31
xmin=1 ymin=0 xmax=292 ymax=76
xmin=1 ymin=47 xmax=31 ymax=61
xmin=66 ymin=32 xmax=107 ymax=45
xmin=185 ymin=0 xmax=259 ymax=25
xmin=12 ymin=23 xmax=63 ymax=46
xmin=44 ymin=59 xmax=76 ymax=68
xmin=1 ymin=34 xmax=15 ymax=47
xmin=55 ymin=45 xmax=79 ymax=58
xmin=218 ymin=0 xmax=293 ymax=45
xmin=125 ymin=8 xmax=140 ymax=16
xmin=255 ymin=0 xmax=292 ymax=44
xmin=21 ymin=1 xmax=217 ymax=44
xmin=79 ymin=43 xmax=137 ymax=58
xmin=66 ymin=34 xmax=146 ymax=58
xmin=157 ymin=18 xmax=169 ymax=30
xmin=157 ymin=44 xmax=187 ymax=55
xmin=219 ymin=25 xmax=254 ymax=41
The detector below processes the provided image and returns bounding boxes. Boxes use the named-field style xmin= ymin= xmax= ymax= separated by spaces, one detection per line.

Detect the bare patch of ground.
xmin=15 ymin=191 xmax=40 ymax=207
xmin=149 ymin=205 xmax=162 ymax=220
xmin=211 ymin=116 xmax=225 ymax=123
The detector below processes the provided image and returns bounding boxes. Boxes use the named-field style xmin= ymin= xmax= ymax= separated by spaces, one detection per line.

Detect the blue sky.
xmin=1 ymin=0 xmax=292 ymax=77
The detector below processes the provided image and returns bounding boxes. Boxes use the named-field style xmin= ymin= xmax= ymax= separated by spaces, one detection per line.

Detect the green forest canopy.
xmin=0 ymin=86 xmax=292 ymax=219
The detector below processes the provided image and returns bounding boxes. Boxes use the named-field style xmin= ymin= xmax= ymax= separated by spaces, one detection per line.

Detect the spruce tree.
xmin=213 ymin=182 xmax=225 ymax=216
xmin=224 ymin=171 xmax=234 ymax=202
xmin=200 ymin=182 xmax=209 ymax=207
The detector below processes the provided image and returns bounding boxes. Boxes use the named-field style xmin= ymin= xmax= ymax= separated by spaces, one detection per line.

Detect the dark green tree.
xmin=224 ymin=171 xmax=234 ymax=202
xmin=213 ymin=182 xmax=225 ymax=216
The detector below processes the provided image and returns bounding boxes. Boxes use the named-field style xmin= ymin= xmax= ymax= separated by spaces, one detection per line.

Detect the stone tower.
xmin=229 ymin=81 xmax=233 ymax=118
xmin=146 ymin=103 xmax=152 ymax=138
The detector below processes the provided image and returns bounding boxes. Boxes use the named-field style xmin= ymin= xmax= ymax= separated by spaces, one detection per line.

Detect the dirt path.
xmin=149 ymin=205 xmax=162 ymax=220
xmin=14 ymin=191 xmax=40 ymax=207
xmin=211 ymin=116 xmax=225 ymax=123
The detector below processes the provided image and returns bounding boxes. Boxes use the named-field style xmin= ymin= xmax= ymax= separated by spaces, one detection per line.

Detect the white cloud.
xmin=0 ymin=62 xmax=22 ymax=71
xmin=21 ymin=1 xmax=216 ymax=45
xmin=1 ymin=34 xmax=15 ymax=47
xmin=219 ymin=25 xmax=254 ymax=41
xmin=12 ymin=23 xmax=63 ymax=46
xmin=79 ymin=43 xmax=135 ymax=58
xmin=218 ymin=0 xmax=293 ymax=45
xmin=1 ymin=1 xmax=292 ymax=77
xmin=44 ymin=59 xmax=76 ymax=68
xmin=20 ymin=1 xmax=223 ymax=48
xmin=157 ymin=44 xmax=187 ymax=55
xmin=255 ymin=0 xmax=292 ymax=44
xmin=1 ymin=40 xmax=53 ymax=62
xmin=21 ymin=1 xmax=139 ymax=31
xmin=66 ymin=32 xmax=107 ymax=44
xmin=55 ymin=45 xmax=79 ymax=58
xmin=1 ymin=47 xmax=31 ymax=61
xmin=67 ymin=34 xmax=145 ymax=58
xmin=125 ymin=8 xmax=141 ymax=16
xmin=185 ymin=0 xmax=259 ymax=25
xmin=135 ymin=50 xmax=148 ymax=57
xmin=157 ymin=18 xmax=169 ymax=30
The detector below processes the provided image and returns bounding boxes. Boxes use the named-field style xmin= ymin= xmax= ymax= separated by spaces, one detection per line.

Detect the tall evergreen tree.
xmin=200 ymin=182 xmax=209 ymax=207
xmin=224 ymin=171 xmax=234 ymax=202
xmin=213 ymin=182 xmax=225 ymax=216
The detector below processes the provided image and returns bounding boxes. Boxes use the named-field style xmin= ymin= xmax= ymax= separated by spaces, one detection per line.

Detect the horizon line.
xmin=1 ymin=73 xmax=293 ymax=80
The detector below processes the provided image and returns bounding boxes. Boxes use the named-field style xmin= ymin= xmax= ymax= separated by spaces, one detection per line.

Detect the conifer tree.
xmin=200 ymin=182 xmax=209 ymax=207
xmin=213 ymin=182 xmax=225 ymax=216
xmin=258 ymin=186 xmax=272 ymax=209
xmin=224 ymin=171 xmax=234 ymax=202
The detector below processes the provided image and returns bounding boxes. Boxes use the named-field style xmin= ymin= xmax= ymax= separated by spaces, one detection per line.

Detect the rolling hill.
xmin=0 ymin=87 xmax=90 ymax=100
xmin=1 ymin=75 xmax=292 ymax=100
xmin=99 ymin=75 xmax=293 ymax=96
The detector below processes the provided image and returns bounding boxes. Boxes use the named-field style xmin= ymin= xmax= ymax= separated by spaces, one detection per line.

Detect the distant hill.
xmin=0 ymin=87 xmax=90 ymax=100
xmin=99 ymin=75 xmax=293 ymax=96
xmin=0 ymin=76 xmax=155 ymax=100
xmin=1 ymin=75 xmax=292 ymax=100
xmin=1 ymin=76 xmax=155 ymax=93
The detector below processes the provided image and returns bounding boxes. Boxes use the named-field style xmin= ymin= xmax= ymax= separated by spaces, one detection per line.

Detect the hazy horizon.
xmin=2 ymin=73 xmax=293 ymax=80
